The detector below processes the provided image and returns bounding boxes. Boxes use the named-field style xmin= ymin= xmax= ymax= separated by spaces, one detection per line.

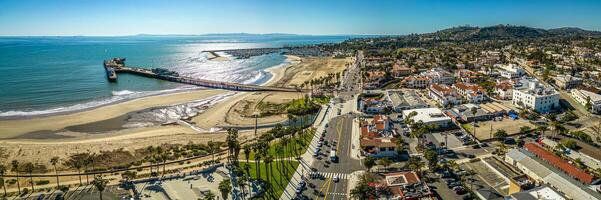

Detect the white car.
xmin=333 ymin=176 xmax=340 ymax=182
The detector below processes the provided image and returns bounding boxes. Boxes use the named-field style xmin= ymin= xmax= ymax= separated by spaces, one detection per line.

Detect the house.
xmin=571 ymin=89 xmax=601 ymax=114
xmin=554 ymin=75 xmax=583 ymax=90
xmin=402 ymin=108 xmax=453 ymax=129
xmin=452 ymin=83 xmax=487 ymax=103
xmin=512 ymin=78 xmax=559 ymax=113
xmin=380 ymin=171 xmax=434 ymax=200
xmin=496 ymin=64 xmax=526 ymax=79
xmin=494 ymin=81 xmax=514 ymax=100
xmin=428 ymin=84 xmax=461 ymax=106
xmin=359 ymin=115 xmax=397 ymax=157
xmin=392 ymin=63 xmax=413 ymax=77
xmin=386 ymin=90 xmax=428 ymax=112
xmin=402 ymin=76 xmax=429 ymax=89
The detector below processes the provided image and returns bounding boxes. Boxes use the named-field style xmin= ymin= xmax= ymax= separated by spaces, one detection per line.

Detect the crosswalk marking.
xmin=308 ymin=172 xmax=349 ymax=179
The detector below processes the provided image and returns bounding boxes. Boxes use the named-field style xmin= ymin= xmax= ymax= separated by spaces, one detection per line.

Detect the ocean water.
xmin=0 ymin=35 xmax=353 ymax=117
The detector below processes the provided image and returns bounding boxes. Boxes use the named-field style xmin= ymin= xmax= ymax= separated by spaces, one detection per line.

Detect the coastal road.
xmin=301 ymin=114 xmax=364 ymax=199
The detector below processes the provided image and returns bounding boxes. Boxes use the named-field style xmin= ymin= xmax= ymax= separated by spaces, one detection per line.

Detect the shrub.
xmin=563 ymin=140 xmax=578 ymax=149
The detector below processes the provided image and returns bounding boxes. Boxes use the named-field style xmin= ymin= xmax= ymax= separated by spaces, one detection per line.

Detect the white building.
xmin=420 ymin=68 xmax=455 ymax=85
xmin=496 ymin=64 xmax=526 ymax=79
xmin=512 ymin=78 xmax=559 ymax=113
xmin=429 ymin=84 xmax=462 ymax=107
xmin=402 ymin=108 xmax=453 ymax=129
xmin=554 ymin=75 xmax=583 ymax=90
xmin=386 ymin=90 xmax=428 ymax=112
xmin=571 ymin=89 xmax=601 ymax=114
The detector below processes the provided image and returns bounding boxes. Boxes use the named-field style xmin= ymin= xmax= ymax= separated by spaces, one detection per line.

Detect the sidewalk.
xmin=280 ymin=104 xmax=333 ymax=200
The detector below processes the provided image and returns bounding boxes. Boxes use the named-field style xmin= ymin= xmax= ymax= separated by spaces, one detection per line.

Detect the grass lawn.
xmin=462 ymin=123 xmax=473 ymax=133
xmin=242 ymin=131 xmax=314 ymax=161
xmin=239 ymin=161 xmax=299 ymax=200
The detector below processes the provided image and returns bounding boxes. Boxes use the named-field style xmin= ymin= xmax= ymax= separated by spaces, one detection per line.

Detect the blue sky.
xmin=1 ymin=0 xmax=600 ymax=36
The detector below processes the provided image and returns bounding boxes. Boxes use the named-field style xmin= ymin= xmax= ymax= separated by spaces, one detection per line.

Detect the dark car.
xmin=504 ymin=138 xmax=516 ymax=144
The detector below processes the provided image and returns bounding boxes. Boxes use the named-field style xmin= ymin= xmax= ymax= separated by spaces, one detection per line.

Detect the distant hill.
xmin=424 ymin=25 xmax=601 ymax=41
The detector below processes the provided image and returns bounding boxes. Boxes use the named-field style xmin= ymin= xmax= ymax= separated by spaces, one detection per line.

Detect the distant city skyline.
xmin=1 ymin=0 xmax=601 ymax=36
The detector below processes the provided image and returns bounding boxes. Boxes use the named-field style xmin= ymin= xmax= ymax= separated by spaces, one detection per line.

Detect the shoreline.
xmin=0 ymin=55 xmax=295 ymax=140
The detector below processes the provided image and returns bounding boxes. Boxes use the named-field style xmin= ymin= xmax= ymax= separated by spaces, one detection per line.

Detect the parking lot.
xmin=461 ymin=160 xmax=508 ymax=197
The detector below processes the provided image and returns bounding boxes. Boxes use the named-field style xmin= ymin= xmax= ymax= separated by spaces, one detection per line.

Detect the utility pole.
xmin=490 ymin=124 xmax=493 ymax=139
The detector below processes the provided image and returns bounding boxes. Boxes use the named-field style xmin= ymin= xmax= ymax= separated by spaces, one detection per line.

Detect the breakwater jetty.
xmin=103 ymin=58 xmax=304 ymax=92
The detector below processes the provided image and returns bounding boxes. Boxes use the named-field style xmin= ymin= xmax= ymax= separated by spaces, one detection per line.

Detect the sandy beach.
xmin=0 ymin=55 xmax=350 ymax=164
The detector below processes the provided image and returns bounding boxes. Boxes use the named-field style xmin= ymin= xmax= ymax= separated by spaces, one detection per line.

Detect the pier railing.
xmin=111 ymin=66 xmax=304 ymax=92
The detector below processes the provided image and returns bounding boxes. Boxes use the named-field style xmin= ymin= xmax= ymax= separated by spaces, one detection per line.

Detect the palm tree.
xmin=218 ymin=179 xmax=232 ymax=200
xmin=363 ymin=157 xmax=376 ymax=172
xmin=10 ymin=160 xmax=20 ymax=194
xmin=226 ymin=128 xmax=240 ymax=164
xmin=92 ymin=175 xmax=108 ymax=200
xmin=50 ymin=156 xmax=60 ymax=188
xmin=263 ymin=155 xmax=273 ymax=183
xmin=243 ymin=144 xmax=251 ymax=166
xmin=71 ymin=158 xmax=83 ymax=185
xmin=24 ymin=162 xmax=34 ymax=192
xmin=237 ymin=175 xmax=248 ymax=200
xmin=0 ymin=164 xmax=7 ymax=196
xmin=407 ymin=157 xmax=425 ymax=176
xmin=204 ymin=191 xmax=216 ymax=200
xmin=83 ymin=153 xmax=93 ymax=184
xmin=160 ymin=152 xmax=169 ymax=177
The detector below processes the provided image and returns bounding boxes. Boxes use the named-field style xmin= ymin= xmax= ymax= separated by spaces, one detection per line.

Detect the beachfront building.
xmin=428 ymin=84 xmax=462 ymax=107
xmin=359 ymin=114 xmax=397 ymax=157
xmin=512 ymin=78 xmax=559 ymax=113
xmin=496 ymin=63 xmax=526 ymax=79
xmin=571 ymin=89 xmax=601 ymax=114
xmin=386 ymin=90 xmax=428 ymax=112
xmin=553 ymin=74 xmax=583 ymax=90
xmin=452 ymin=82 xmax=487 ymax=103
xmin=402 ymin=108 xmax=453 ymax=129
xmin=380 ymin=171 xmax=434 ymax=200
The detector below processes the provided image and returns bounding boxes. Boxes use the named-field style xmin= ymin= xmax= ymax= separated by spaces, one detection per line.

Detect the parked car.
xmin=504 ymin=138 xmax=516 ymax=144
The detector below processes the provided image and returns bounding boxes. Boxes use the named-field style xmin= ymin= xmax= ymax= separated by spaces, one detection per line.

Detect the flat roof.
xmin=402 ymin=108 xmax=451 ymax=123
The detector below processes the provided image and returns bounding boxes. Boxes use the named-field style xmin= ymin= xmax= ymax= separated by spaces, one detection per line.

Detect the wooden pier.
xmin=103 ymin=58 xmax=304 ymax=92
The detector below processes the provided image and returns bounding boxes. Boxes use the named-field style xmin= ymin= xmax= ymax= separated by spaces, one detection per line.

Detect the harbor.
xmin=103 ymin=58 xmax=304 ymax=92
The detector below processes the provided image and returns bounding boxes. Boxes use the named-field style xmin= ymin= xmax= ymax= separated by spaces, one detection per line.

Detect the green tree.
xmin=494 ymin=129 xmax=508 ymax=139
xmin=350 ymin=182 xmax=376 ymax=200
xmin=424 ymin=149 xmax=439 ymax=168
xmin=519 ymin=126 xmax=531 ymax=134
xmin=363 ymin=157 xmax=376 ymax=172
xmin=92 ymin=175 xmax=108 ymax=200
xmin=563 ymin=140 xmax=578 ymax=149
xmin=218 ymin=179 xmax=232 ymax=200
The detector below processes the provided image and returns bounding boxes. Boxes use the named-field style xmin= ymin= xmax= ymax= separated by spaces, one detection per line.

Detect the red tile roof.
xmin=524 ymin=143 xmax=595 ymax=184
